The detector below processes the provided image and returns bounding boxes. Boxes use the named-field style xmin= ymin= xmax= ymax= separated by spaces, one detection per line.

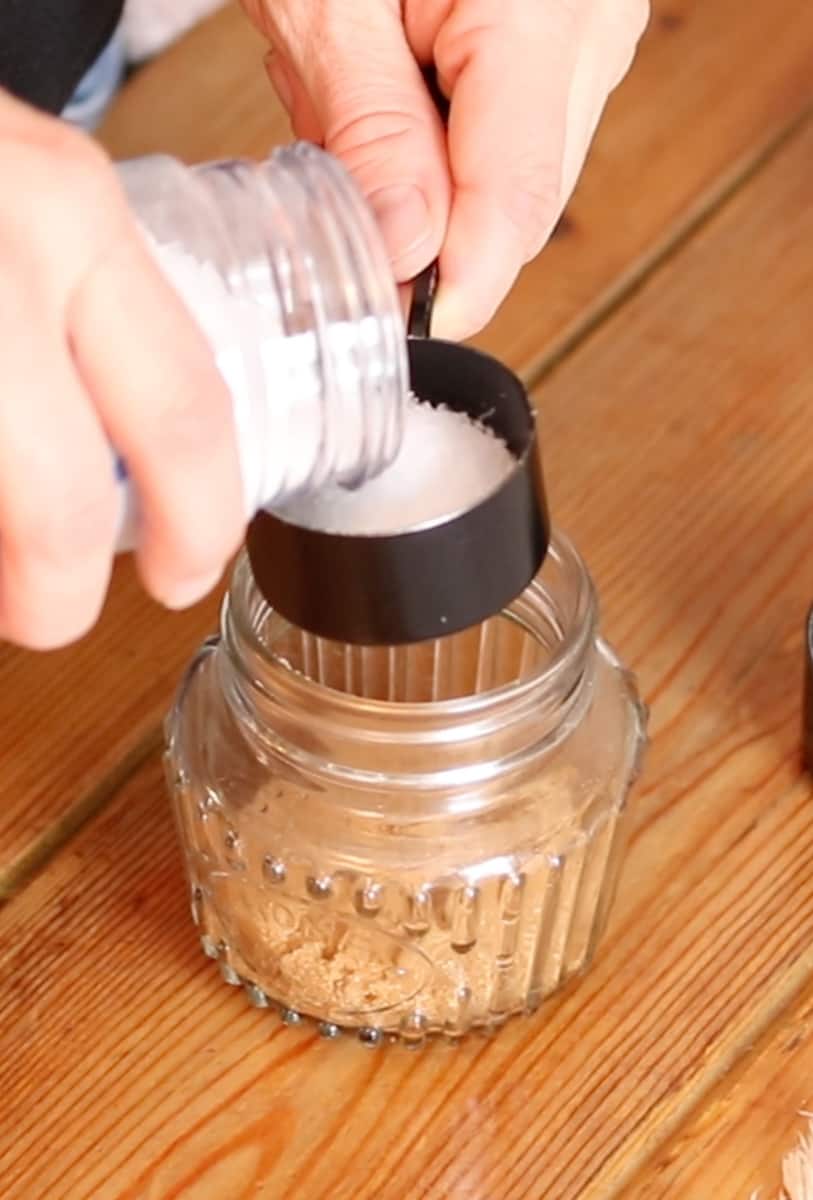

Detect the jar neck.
xmin=116 ymin=146 xmax=407 ymax=518
xmin=218 ymin=533 xmax=598 ymax=799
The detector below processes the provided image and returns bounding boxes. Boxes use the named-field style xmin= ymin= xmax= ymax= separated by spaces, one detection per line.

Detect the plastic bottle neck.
xmin=114 ymin=144 xmax=407 ymax=542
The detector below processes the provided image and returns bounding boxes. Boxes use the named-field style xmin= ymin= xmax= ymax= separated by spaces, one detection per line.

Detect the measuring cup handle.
xmin=407 ymin=261 xmax=439 ymax=338
xmin=406 ymin=67 xmax=450 ymax=340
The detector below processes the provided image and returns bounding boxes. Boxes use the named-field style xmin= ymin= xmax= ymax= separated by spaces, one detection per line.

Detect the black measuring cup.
xmin=246 ymin=261 xmax=550 ymax=645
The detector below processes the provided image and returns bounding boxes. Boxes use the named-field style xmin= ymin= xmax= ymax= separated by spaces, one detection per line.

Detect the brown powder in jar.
xmin=227 ymin=766 xmax=614 ymax=1032
xmin=205 ymin=765 xmax=616 ymax=1033
xmin=264 ymin=927 xmax=475 ymax=1029
xmin=272 ymin=937 xmax=413 ymax=1014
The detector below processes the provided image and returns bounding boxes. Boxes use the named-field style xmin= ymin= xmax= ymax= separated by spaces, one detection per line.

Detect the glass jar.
xmin=114 ymin=144 xmax=407 ymax=549
xmin=165 ymin=533 xmax=647 ymax=1045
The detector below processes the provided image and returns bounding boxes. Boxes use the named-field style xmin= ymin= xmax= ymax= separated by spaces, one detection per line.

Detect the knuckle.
xmin=52 ymin=122 xmax=108 ymax=177
xmin=435 ymin=18 xmax=499 ymax=74
xmin=37 ymin=116 xmax=100 ymax=167
xmin=11 ymin=473 xmax=115 ymax=568
xmin=63 ymin=160 xmax=121 ymax=239
xmin=0 ymin=119 xmax=120 ymax=276
xmin=325 ymin=102 xmax=429 ymax=171
xmin=33 ymin=120 xmax=114 ymax=212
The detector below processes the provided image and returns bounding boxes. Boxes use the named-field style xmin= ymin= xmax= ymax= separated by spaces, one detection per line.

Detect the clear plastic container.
xmin=165 ymin=533 xmax=647 ymax=1045
xmin=114 ymin=144 xmax=407 ymax=548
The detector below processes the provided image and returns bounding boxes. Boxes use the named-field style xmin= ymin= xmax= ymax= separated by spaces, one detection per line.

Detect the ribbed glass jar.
xmin=165 ymin=533 xmax=647 ymax=1045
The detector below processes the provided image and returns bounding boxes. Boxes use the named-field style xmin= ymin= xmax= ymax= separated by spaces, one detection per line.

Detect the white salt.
xmin=118 ymin=226 xmax=509 ymax=546
xmin=275 ymin=395 xmax=516 ymax=535
xmin=138 ymin=234 xmax=403 ymax=517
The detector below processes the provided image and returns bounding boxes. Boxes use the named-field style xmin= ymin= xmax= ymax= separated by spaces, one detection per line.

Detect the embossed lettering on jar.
xmin=165 ymin=534 xmax=647 ymax=1044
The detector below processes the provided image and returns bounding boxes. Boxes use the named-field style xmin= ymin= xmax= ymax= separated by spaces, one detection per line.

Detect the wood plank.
xmin=0 ymin=568 xmax=225 ymax=898
xmin=3 ymin=107 xmax=813 ymax=1200
xmin=99 ymin=11 xmax=276 ymax=163
xmin=626 ymin=977 xmax=813 ymax=1198
xmin=4 ymin=757 xmax=812 ymax=1200
xmin=3 ymin=0 xmax=813 ymax=891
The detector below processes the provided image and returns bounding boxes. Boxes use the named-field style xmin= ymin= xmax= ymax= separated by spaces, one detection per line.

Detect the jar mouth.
xmin=226 ymin=531 xmax=596 ymax=719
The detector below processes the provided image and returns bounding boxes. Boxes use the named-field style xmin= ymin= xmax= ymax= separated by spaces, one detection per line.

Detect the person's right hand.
xmin=244 ymin=0 xmax=649 ymax=341
xmin=0 ymin=89 xmax=244 ymax=650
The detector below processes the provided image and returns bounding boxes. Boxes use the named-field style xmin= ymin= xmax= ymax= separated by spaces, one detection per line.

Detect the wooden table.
xmin=2 ymin=3 xmax=813 ymax=1196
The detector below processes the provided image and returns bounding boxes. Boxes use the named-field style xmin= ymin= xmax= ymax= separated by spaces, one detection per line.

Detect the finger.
xmin=0 ymin=281 xmax=116 ymax=650
xmin=0 ymin=93 xmax=240 ymax=627
xmin=263 ymin=49 xmax=322 ymax=142
xmin=69 ymin=229 xmax=244 ymax=610
xmin=270 ymin=3 xmax=451 ymax=280
xmin=560 ymin=0 xmax=650 ymax=200
xmin=403 ymin=0 xmax=454 ymax=61
xmin=432 ymin=1 xmax=586 ymax=339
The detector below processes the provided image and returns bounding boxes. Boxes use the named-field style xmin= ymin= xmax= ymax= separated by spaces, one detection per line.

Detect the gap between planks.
xmin=0 ymin=725 xmax=162 ymax=902
xmin=590 ymin=884 xmax=813 ymax=1200
xmin=523 ymin=99 xmax=813 ymax=392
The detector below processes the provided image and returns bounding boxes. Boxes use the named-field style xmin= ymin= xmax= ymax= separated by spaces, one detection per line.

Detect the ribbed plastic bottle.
xmin=114 ymin=143 xmax=408 ymax=548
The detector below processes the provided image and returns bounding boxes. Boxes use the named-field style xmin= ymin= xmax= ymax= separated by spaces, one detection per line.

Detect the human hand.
xmin=0 ymin=90 xmax=243 ymax=649
xmin=243 ymin=0 xmax=649 ymax=340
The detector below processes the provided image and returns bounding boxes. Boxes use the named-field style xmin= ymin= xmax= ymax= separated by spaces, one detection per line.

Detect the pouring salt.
xmin=275 ymin=395 xmax=516 ymax=535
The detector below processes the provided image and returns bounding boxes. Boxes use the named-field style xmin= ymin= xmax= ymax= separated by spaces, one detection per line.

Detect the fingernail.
xmin=163 ymin=569 xmax=222 ymax=611
xmin=369 ymin=185 xmax=432 ymax=269
xmin=430 ymin=285 xmax=475 ymax=342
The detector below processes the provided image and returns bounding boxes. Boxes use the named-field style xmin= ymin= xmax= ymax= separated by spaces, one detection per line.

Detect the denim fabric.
xmin=62 ymin=29 xmax=125 ymax=131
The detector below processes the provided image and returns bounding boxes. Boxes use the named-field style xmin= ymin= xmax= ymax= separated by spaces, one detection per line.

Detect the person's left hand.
xmin=242 ymin=0 xmax=649 ymax=340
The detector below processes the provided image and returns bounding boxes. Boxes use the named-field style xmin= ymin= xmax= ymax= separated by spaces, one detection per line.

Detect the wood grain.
xmin=627 ymin=976 xmax=813 ymax=1197
xmin=4 ymin=0 xmax=813 ymax=892
xmin=0 ymin=565 xmax=226 ymax=899
xmin=3 ymin=105 xmax=813 ymax=1200
xmin=98 ymin=9 xmax=278 ymax=164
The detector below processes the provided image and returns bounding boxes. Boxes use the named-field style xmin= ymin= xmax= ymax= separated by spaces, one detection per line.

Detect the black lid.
xmin=246 ymin=336 xmax=550 ymax=645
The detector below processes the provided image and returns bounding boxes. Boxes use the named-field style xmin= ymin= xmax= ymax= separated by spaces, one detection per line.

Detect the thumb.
xmin=430 ymin=3 xmax=583 ymax=341
xmin=269 ymin=4 xmax=451 ymax=281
